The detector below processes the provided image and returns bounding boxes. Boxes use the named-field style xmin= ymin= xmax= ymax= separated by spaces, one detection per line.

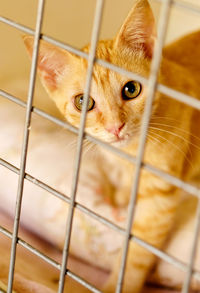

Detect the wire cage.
xmin=0 ymin=0 xmax=200 ymax=292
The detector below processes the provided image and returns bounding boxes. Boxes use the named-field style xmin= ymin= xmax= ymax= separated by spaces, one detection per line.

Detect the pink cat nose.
xmin=106 ymin=123 xmax=125 ymax=137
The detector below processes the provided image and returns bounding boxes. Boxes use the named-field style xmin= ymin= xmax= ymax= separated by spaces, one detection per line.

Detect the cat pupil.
xmin=122 ymin=81 xmax=142 ymax=100
xmin=74 ymin=94 xmax=95 ymax=111
xmin=126 ymin=83 xmax=135 ymax=93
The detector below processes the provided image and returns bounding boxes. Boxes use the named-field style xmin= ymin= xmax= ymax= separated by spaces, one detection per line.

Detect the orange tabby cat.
xmin=23 ymin=0 xmax=200 ymax=292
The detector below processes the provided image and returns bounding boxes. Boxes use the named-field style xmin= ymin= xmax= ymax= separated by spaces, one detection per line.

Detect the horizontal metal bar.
xmin=144 ymin=163 xmax=200 ymax=200
xmin=0 ymin=157 xmax=123 ymax=233
xmin=67 ymin=271 xmax=101 ymax=293
xmin=94 ymin=61 xmax=200 ymax=112
xmin=0 ymin=16 xmax=144 ymax=85
xmin=0 ymin=225 xmax=102 ymax=293
xmin=94 ymin=61 xmax=200 ymax=114
xmin=116 ymin=0 xmax=172 ymax=290
xmin=58 ymin=0 xmax=104 ymax=291
xmin=1 ymin=17 xmax=200 ymax=113
xmin=0 ymin=16 xmax=33 ymax=34
xmin=158 ymin=83 xmax=200 ymax=111
xmin=0 ymin=90 xmax=26 ymax=107
xmin=0 ymin=156 xmax=125 ymax=234
xmin=42 ymin=35 xmax=88 ymax=60
xmin=0 ymin=89 xmax=136 ymax=164
xmin=0 ymin=89 xmax=79 ymax=133
xmin=156 ymin=0 xmax=200 ymax=16
xmin=0 ymin=16 xmax=88 ymax=59
xmin=1 ymin=89 xmax=200 ymax=203
xmin=0 ymin=224 xmax=60 ymax=270
xmin=20 ymin=239 xmax=60 ymax=270
xmin=0 ymin=157 xmax=200 ymax=283
xmin=132 ymin=235 xmax=200 ymax=281
xmin=173 ymin=0 xmax=200 ymax=15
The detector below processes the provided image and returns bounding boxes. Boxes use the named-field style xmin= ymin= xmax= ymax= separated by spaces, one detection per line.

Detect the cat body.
xmin=22 ymin=0 xmax=200 ymax=292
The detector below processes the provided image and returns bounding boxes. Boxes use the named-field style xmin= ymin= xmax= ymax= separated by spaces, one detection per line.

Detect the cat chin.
xmin=110 ymin=137 xmax=132 ymax=148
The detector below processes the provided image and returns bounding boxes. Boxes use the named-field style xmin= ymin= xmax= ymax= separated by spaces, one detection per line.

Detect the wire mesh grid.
xmin=0 ymin=0 xmax=200 ymax=292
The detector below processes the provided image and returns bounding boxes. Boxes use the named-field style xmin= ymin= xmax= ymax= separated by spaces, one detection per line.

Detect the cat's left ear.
xmin=115 ymin=0 xmax=156 ymax=59
xmin=23 ymin=35 xmax=73 ymax=94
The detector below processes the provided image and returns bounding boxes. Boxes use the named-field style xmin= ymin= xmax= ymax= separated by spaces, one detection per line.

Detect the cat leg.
xmin=104 ymin=188 xmax=180 ymax=293
xmin=114 ymin=164 xmax=134 ymax=207
xmin=103 ymin=242 xmax=155 ymax=293
xmin=115 ymin=185 xmax=132 ymax=207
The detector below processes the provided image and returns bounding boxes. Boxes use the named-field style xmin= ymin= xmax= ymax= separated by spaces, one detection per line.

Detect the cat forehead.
xmin=83 ymin=40 xmax=113 ymax=60
xmin=81 ymin=39 xmax=150 ymax=80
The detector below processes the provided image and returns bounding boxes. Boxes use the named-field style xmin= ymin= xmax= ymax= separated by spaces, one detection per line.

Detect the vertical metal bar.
xmin=115 ymin=0 xmax=172 ymax=292
xmin=6 ymin=1 xmax=45 ymax=292
xmin=57 ymin=0 xmax=104 ymax=292
xmin=181 ymin=199 xmax=200 ymax=293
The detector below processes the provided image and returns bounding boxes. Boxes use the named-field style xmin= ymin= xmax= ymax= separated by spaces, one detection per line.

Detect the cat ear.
xmin=115 ymin=0 xmax=156 ymax=58
xmin=23 ymin=35 xmax=71 ymax=93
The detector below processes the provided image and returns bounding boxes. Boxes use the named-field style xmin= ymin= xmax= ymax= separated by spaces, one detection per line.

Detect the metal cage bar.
xmin=7 ymin=1 xmax=45 ymax=292
xmin=116 ymin=0 xmax=172 ymax=291
xmin=181 ymin=200 xmax=200 ymax=292
xmin=0 ymin=0 xmax=200 ymax=292
xmin=2 ymin=15 xmax=200 ymax=112
xmin=58 ymin=0 xmax=104 ymax=292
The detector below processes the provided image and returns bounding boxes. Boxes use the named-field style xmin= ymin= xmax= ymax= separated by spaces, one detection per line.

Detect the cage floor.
xmin=0 ymin=210 xmax=184 ymax=293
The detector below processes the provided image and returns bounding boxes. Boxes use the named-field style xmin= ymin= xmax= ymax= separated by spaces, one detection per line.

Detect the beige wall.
xmin=0 ymin=0 xmax=200 ymax=114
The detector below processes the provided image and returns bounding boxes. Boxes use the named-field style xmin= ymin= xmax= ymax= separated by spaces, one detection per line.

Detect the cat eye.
xmin=122 ymin=81 xmax=142 ymax=100
xmin=74 ymin=94 xmax=95 ymax=112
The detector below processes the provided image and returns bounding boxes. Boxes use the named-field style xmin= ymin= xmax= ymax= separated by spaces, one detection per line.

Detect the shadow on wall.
xmin=0 ymin=0 xmax=200 ymax=115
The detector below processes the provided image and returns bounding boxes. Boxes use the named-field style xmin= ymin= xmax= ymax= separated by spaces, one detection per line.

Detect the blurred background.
xmin=0 ymin=0 xmax=200 ymax=116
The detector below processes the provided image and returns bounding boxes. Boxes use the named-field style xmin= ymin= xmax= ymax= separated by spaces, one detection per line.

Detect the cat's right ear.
xmin=114 ymin=0 xmax=156 ymax=59
xmin=23 ymin=35 xmax=72 ymax=94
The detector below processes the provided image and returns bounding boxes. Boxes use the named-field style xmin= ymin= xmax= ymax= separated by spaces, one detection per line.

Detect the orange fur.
xmin=23 ymin=0 xmax=200 ymax=292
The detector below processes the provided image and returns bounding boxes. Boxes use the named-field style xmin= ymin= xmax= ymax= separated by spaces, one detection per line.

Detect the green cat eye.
xmin=122 ymin=81 xmax=142 ymax=100
xmin=74 ymin=94 xmax=95 ymax=112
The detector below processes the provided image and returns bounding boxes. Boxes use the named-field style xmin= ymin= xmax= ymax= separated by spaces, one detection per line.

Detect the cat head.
xmin=23 ymin=0 xmax=157 ymax=148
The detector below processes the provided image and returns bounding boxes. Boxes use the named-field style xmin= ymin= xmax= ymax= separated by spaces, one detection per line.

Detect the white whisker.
xmin=147 ymin=134 xmax=162 ymax=149
xmin=149 ymin=126 xmax=200 ymax=154
xmin=148 ymin=130 xmax=193 ymax=168
xmin=149 ymin=122 xmax=200 ymax=144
